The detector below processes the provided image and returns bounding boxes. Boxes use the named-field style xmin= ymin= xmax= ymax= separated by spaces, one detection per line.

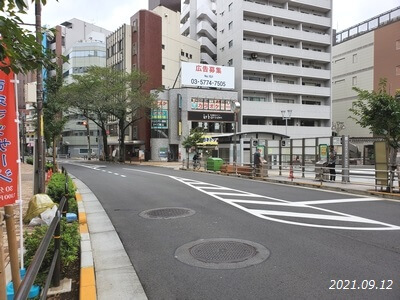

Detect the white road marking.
xmin=122 ymin=168 xmax=400 ymax=230
xmin=295 ymin=198 xmax=381 ymax=205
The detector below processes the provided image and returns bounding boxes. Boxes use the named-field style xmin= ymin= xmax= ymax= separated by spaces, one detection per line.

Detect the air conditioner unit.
xmin=251 ymin=53 xmax=258 ymax=59
xmin=281 ymin=139 xmax=290 ymax=147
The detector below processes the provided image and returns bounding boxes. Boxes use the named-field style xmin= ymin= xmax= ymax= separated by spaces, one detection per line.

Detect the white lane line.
xmin=249 ymin=210 xmax=385 ymax=224
xmin=231 ymin=200 xmax=306 ymax=207
xmin=102 ymin=170 xmax=106 ymax=172
xmin=295 ymin=198 xmax=381 ymax=205
xmin=121 ymin=168 xmax=400 ymax=230
xmin=208 ymin=192 xmax=265 ymax=197
xmin=108 ymin=171 xmax=112 ymax=174
xmin=114 ymin=173 xmax=119 ymax=176
xmin=121 ymin=175 xmax=126 ymax=178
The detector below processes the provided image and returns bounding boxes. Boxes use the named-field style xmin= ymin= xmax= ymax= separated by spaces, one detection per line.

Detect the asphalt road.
xmin=65 ymin=161 xmax=400 ymax=300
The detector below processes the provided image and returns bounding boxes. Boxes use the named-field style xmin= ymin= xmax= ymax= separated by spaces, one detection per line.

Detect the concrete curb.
xmin=72 ymin=177 xmax=148 ymax=300
xmin=76 ymin=192 xmax=96 ymax=300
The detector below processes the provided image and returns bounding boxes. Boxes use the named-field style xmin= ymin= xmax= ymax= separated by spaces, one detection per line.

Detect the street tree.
xmin=43 ymin=68 xmax=67 ymax=170
xmin=350 ymin=79 xmax=400 ymax=189
xmin=61 ymin=67 xmax=157 ymax=162
xmin=182 ymin=128 xmax=206 ymax=169
xmin=0 ymin=0 xmax=57 ymax=74
xmin=60 ymin=67 xmax=114 ymax=160
xmin=106 ymin=69 xmax=158 ymax=162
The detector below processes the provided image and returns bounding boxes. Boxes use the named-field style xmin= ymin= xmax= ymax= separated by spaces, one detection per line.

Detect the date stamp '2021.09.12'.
xmin=329 ymin=279 xmax=393 ymax=290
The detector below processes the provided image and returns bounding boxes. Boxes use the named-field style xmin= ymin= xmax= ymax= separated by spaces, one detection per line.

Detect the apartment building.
xmin=332 ymin=7 xmax=400 ymax=138
xmin=215 ymin=0 xmax=332 ymax=138
xmin=181 ymin=0 xmax=217 ymax=65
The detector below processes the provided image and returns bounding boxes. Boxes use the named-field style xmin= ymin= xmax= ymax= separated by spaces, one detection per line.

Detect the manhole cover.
xmin=175 ymin=238 xmax=270 ymax=269
xmin=139 ymin=207 xmax=195 ymax=219
xmin=190 ymin=241 xmax=256 ymax=263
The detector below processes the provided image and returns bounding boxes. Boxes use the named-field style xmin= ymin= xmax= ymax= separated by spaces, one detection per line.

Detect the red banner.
xmin=0 ymin=67 xmax=19 ymax=206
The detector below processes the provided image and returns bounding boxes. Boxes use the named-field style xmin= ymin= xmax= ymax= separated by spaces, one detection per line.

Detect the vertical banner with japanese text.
xmin=0 ymin=68 xmax=18 ymax=206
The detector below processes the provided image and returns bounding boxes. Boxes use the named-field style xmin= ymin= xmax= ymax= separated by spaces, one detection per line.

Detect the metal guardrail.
xmin=15 ymin=168 xmax=70 ymax=300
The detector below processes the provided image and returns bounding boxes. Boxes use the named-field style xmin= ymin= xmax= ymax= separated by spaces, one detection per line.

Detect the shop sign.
xmin=0 ymin=63 xmax=19 ymax=206
xmin=188 ymin=111 xmax=234 ymax=122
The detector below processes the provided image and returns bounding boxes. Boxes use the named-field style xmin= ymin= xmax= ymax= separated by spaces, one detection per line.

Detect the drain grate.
xmin=190 ymin=241 xmax=256 ymax=263
xmin=175 ymin=238 xmax=270 ymax=269
xmin=140 ymin=207 xmax=195 ymax=219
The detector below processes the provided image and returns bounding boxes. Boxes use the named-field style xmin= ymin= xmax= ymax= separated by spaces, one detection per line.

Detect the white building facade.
xmin=181 ymin=0 xmax=217 ymax=65
xmin=215 ymin=0 xmax=333 ymax=138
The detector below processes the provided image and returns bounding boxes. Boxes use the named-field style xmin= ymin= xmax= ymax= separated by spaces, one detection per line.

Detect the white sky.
xmin=23 ymin=0 xmax=400 ymax=33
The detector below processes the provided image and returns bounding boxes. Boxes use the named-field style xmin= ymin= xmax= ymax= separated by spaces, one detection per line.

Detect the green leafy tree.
xmin=43 ymin=67 xmax=67 ymax=170
xmin=182 ymin=128 xmax=205 ymax=169
xmin=0 ymin=0 xmax=57 ymax=74
xmin=60 ymin=67 xmax=157 ymax=162
xmin=350 ymin=79 xmax=400 ymax=189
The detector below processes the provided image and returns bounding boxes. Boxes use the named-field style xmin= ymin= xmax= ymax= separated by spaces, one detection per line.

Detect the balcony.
xmin=242 ymin=80 xmax=330 ymax=97
xmin=197 ymin=20 xmax=217 ymax=41
xmin=241 ymin=124 xmax=331 ymax=138
xmin=241 ymin=101 xmax=330 ymax=120
xmin=200 ymin=52 xmax=216 ymax=65
xmin=243 ymin=41 xmax=330 ymax=62
xmin=243 ymin=21 xmax=331 ymax=45
xmin=198 ymin=37 xmax=217 ymax=56
xmin=243 ymin=60 xmax=330 ymax=80
xmin=244 ymin=1 xmax=330 ymax=28
xmin=197 ymin=5 xmax=216 ymax=25
xmin=180 ymin=21 xmax=190 ymax=36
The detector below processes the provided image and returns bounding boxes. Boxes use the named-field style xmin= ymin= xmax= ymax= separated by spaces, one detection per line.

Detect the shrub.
xmin=24 ymin=219 xmax=80 ymax=287
xmin=45 ymin=161 xmax=54 ymax=172
xmin=46 ymin=173 xmax=76 ymax=204
xmin=26 ymin=157 xmax=33 ymax=165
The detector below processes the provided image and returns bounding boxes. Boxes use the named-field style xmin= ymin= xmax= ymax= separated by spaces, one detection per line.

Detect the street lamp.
xmin=332 ymin=121 xmax=345 ymax=136
xmin=232 ymin=101 xmax=241 ymax=174
xmin=281 ymin=109 xmax=292 ymax=136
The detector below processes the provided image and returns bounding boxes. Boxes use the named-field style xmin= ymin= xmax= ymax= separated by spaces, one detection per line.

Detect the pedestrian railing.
xmin=15 ymin=168 xmax=70 ymax=300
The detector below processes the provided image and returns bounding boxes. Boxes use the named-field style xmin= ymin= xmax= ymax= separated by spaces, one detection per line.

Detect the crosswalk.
xmin=171 ymin=176 xmax=400 ymax=231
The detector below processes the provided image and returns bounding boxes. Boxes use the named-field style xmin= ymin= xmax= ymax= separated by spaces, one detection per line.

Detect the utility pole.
xmin=35 ymin=0 xmax=45 ymax=193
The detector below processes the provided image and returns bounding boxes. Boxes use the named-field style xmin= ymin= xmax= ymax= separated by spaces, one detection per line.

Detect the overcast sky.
xmin=23 ymin=0 xmax=399 ymax=33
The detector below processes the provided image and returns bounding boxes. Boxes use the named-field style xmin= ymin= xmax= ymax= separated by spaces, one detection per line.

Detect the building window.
xmin=162 ymin=65 xmax=165 ymax=70
xmin=228 ymin=59 xmax=233 ymax=66
xmin=162 ymin=44 xmax=165 ymax=49
xmin=181 ymin=50 xmax=184 ymax=56
xmin=352 ymin=76 xmax=357 ymax=86
xmin=228 ymin=21 xmax=233 ymax=30
xmin=352 ymin=54 xmax=357 ymax=63
xmin=229 ymin=40 xmax=233 ymax=48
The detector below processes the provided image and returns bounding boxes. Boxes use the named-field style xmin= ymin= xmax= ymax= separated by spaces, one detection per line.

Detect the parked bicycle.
xmin=193 ymin=159 xmax=201 ymax=170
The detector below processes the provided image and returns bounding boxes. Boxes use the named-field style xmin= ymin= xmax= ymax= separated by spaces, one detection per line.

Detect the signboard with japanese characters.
xmin=151 ymin=100 xmax=169 ymax=129
xmin=188 ymin=111 xmax=235 ymax=122
xmin=181 ymin=62 xmax=235 ymax=89
xmin=191 ymin=98 xmax=232 ymax=112
xmin=0 ymin=66 xmax=18 ymax=206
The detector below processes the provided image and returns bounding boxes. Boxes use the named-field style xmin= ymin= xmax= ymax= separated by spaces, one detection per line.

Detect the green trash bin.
xmin=207 ymin=157 xmax=224 ymax=171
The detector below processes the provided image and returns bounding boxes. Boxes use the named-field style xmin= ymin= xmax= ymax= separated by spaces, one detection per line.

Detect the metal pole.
xmin=5 ymin=205 xmax=21 ymax=292
xmin=35 ymin=0 xmax=45 ymax=193
xmin=0 ymin=220 xmax=7 ymax=300
xmin=234 ymin=112 xmax=237 ymax=174
xmin=86 ymin=116 xmax=91 ymax=160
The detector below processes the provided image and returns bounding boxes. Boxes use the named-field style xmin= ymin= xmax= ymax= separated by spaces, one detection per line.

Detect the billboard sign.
xmin=181 ymin=62 xmax=235 ymax=89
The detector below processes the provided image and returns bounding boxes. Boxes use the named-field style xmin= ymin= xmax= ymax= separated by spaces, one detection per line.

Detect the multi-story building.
xmin=106 ymin=5 xmax=200 ymax=160
xmin=53 ymin=19 xmax=111 ymax=158
xmin=332 ymin=6 xmax=400 ymax=138
xmin=181 ymin=0 xmax=217 ymax=65
xmin=215 ymin=0 xmax=332 ymax=138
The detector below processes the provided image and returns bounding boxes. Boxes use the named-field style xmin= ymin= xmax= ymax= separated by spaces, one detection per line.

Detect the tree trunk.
xmin=388 ymin=146 xmax=398 ymax=192
xmin=101 ymin=127 xmax=109 ymax=161
xmin=52 ymin=136 xmax=57 ymax=172
xmin=186 ymin=149 xmax=190 ymax=169
xmin=118 ymin=119 xmax=126 ymax=163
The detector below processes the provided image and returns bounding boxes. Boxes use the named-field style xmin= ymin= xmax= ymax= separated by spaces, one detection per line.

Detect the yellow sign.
xmin=197 ymin=135 xmax=218 ymax=146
